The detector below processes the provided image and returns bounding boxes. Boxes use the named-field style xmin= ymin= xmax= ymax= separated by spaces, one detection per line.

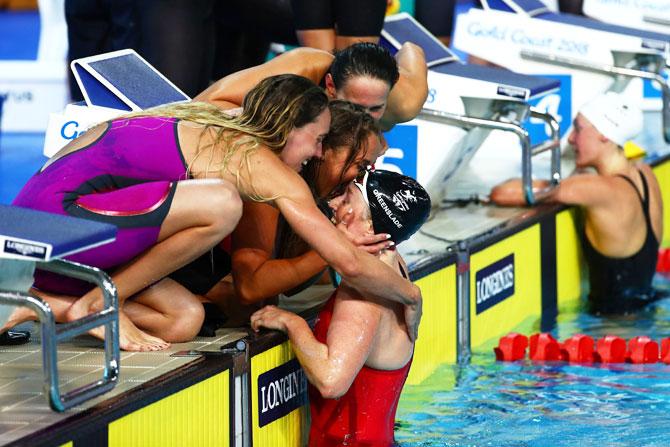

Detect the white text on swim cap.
xmin=392 ymin=189 xmax=417 ymax=211
xmin=373 ymin=189 xmax=403 ymax=229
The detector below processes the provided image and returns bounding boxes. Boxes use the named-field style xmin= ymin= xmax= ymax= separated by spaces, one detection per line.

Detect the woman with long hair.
xmin=5 ymin=74 xmax=421 ymax=351
xmin=199 ymin=101 xmax=391 ymax=325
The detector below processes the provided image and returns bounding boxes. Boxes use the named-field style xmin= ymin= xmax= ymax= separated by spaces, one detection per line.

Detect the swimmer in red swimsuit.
xmin=251 ymin=169 xmax=431 ymax=446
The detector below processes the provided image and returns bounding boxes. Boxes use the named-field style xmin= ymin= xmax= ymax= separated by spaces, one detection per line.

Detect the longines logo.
xmin=3 ymin=240 xmax=47 ymax=260
xmin=475 ymin=254 xmax=515 ymax=314
xmin=257 ymin=359 xmax=308 ymax=427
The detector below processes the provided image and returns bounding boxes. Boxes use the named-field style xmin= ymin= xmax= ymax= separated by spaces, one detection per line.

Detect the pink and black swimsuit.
xmin=13 ymin=116 xmax=190 ymax=294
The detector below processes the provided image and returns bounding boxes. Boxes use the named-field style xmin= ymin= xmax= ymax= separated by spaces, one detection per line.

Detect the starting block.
xmin=0 ymin=205 xmax=119 ymax=411
xmin=44 ymin=49 xmax=190 ymax=158
xmin=381 ymin=13 xmax=561 ymax=204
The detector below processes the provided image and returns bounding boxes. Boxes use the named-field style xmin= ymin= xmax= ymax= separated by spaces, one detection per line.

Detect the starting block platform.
xmin=44 ymin=49 xmax=190 ymax=158
xmin=380 ymin=13 xmax=561 ymax=205
xmin=0 ymin=205 xmax=119 ymax=412
xmin=0 ymin=205 xmax=116 ymax=262
xmin=453 ymin=0 xmax=670 ymax=142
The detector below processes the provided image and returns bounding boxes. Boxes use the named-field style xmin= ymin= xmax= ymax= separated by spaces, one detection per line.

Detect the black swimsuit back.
xmin=582 ymin=168 xmax=661 ymax=314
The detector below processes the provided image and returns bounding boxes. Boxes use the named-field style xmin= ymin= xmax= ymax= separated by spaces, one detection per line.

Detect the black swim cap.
xmin=354 ymin=169 xmax=431 ymax=244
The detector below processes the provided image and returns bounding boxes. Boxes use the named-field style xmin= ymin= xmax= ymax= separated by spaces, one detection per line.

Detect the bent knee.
xmin=197 ymin=181 xmax=243 ymax=238
xmin=221 ymin=184 xmax=243 ymax=226
xmin=163 ymin=301 xmax=205 ymax=342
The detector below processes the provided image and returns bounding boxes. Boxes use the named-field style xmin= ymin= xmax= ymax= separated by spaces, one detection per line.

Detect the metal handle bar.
xmin=418 ymin=106 xmax=561 ymax=204
xmin=0 ymin=258 xmax=120 ymax=411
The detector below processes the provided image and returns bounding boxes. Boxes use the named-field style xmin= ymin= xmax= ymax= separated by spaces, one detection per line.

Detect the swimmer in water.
xmin=251 ymin=169 xmax=431 ymax=446
xmin=491 ymin=92 xmax=664 ymax=314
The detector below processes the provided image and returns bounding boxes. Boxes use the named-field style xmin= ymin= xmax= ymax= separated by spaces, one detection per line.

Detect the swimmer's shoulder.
xmin=279 ymin=47 xmax=334 ymax=83
xmin=635 ymin=162 xmax=659 ymax=185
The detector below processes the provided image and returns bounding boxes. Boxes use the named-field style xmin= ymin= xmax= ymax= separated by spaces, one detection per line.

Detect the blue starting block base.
xmin=0 ymin=205 xmax=117 ymax=262
xmin=71 ymin=49 xmax=191 ymax=111
xmin=0 ymin=205 xmax=120 ymax=412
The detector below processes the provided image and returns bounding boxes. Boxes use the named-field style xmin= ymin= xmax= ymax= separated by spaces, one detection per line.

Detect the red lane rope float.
xmin=562 ymin=334 xmax=595 ymax=363
xmin=595 ymin=335 xmax=627 ymax=363
xmin=495 ymin=332 xmax=670 ymax=365
xmin=628 ymin=336 xmax=659 ymax=364
xmin=657 ymin=248 xmax=670 ymax=275
xmin=529 ymin=333 xmax=561 ymax=362
xmin=494 ymin=332 xmax=528 ymax=361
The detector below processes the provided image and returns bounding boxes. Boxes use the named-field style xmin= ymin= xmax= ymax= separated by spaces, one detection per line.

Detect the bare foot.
xmin=67 ymin=299 xmax=170 ymax=352
xmin=115 ymin=311 xmax=171 ymax=352
xmin=0 ymin=306 xmax=36 ymax=334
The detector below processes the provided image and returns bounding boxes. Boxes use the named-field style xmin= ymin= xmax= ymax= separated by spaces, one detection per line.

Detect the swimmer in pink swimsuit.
xmin=14 ymin=116 xmax=187 ymax=295
xmin=251 ymin=170 xmax=431 ymax=446
xmin=6 ymin=75 xmax=422 ymax=354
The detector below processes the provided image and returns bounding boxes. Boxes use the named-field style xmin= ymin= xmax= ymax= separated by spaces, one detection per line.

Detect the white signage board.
xmin=0 ymin=61 xmax=68 ymax=132
xmin=43 ymin=104 xmax=125 ymax=158
xmin=583 ymin=0 xmax=670 ymax=34
xmin=453 ymin=8 xmax=667 ymax=118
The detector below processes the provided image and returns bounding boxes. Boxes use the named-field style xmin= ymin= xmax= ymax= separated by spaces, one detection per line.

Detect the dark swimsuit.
xmin=582 ymin=168 xmax=662 ymax=314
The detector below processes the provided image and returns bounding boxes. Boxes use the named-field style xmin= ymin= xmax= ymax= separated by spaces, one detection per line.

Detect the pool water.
xmin=395 ymin=276 xmax=670 ymax=447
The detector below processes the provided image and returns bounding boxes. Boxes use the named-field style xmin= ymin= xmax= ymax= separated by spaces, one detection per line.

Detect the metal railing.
xmin=521 ymin=48 xmax=670 ymax=143
xmin=0 ymin=258 xmax=119 ymax=412
xmin=418 ymin=97 xmax=561 ymax=204
xmin=643 ymin=15 xmax=670 ymax=27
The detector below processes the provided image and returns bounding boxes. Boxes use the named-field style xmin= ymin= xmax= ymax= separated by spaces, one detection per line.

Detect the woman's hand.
xmin=404 ymin=296 xmax=422 ymax=342
xmin=250 ymin=305 xmax=298 ymax=333
xmin=342 ymin=229 xmax=393 ymax=254
xmin=334 ymin=209 xmax=394 ymax=254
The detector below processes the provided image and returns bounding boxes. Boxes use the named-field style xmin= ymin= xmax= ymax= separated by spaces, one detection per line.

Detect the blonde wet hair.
xmin=125 ymin=74 xmax=329 ymax=199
